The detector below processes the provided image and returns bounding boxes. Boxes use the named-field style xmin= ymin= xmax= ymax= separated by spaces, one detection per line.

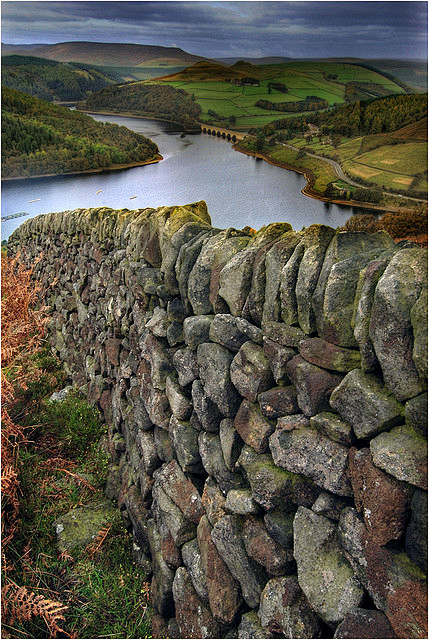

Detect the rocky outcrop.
xmin=9 ymin=203 xmax=427 ymax=639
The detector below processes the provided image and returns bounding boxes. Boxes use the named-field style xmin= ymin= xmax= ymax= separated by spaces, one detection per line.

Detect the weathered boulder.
xmin=197 ymin=342 xmax=241 ymax=417
xmin=243 ymin=515 xmax=295 ymax=575
xmin=370 ymin=423 xmax=427 ymax=489
xmin=312 ymin=491 xmax=350 ymax=522
xmin=257 ymin=386 xmax=299 ymax=419
xmin=258 ymin=576 xmax=321 ymax=638
xmin=169 ymin=415 xmax=204 ymax=474
xmin=225 ymin=489 xmax=260 ymax=515
xmin=201 ymin=477 xmax=227 ymax=526
xmin=172 ymin=347 xmax=199 ymax=387
xmin=211 ymin=514 xmax=267 ymax=608
xmin=280 ymin=239 xmax=305 ymax=325
xmin=245 ymin=451 xmax=320 ymax=511
xmin=334 ymin=608 xmax=397 ymax=638
xmin=208 ymin=313 xmax=249 ymax=352
xmin=147 ymin=519 xmax=175 ymax=617
xmin=197 ymin=515 xmax=242 ymax=625
xmin=270 ymin=422 xmax=353 ymax=496
xmin=183 ymin=315 xmax=214 ymax=349
xmin=173 ymin=566 xmax=221 ymax=638
xmin=405 ymin=392 xmax=428 ymax=436
xmin=155 ymin=460 xmax=205 ymax=524
xmin=234 ymin=400 xmax=275 ymax=454
xmin=165 ymin=375 xmax=192 ymax=420
xmin=262 ymin=338 xmax=296 ymax=384
xmin=53 ymin=500 xmax=117 ymax=552
xmin=191 ymin=379 xmax=223 ymax=432
xmin=286 ymin=355 xmax=343 ymax=417
xmin=262 ymin=231 xmax=301 ymax=324
xmin=348 ymin=447 xmax=412 ymax=545
xmin=339 ymin=507 xmax=428 ymax=638
xmin=405 ymin=488 xmax=428 ymax=572
xmin=370 ymin=247 xmax=427 ymax=400
xmin=182 ymin=538 xmax=209 ymax=602
xmin=263 ymin=510 xmax=295 ymax=549
xmin=310 ymin=411 xmax=354 ymax=447
xmin=230 ymin=341 xmax=274 ymax=402
xmin=218 ymin=246 xmax=258 ymax=317
xmin=294 ymin=507 xmax=364 ymax=625
xmin=152 ymin=480 xmax=196 ymax=546
xmin=238 ymin=611 xmax=275 ymax=638
xmin=198 ymin=431 xmax=244 ymax=494
xmin=219 ymin=418 xmax=243 ymax=471
xmin=299 ymin=337 xmax=361 ymax=373
xmin=411 ymin=286 xmax=428 ymax=381
xmin=295 ymin=224 xmax=336 ymax=334
xmin=330 ymin=368 xmax=404 ymax=439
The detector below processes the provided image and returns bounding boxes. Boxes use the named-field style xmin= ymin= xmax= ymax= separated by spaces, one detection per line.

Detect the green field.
xmin=155 ymin=60 xmax=406 ymax=129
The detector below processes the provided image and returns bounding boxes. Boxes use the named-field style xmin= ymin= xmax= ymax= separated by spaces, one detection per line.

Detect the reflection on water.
xmin=1 ymin=114 xmax=356 ymax=240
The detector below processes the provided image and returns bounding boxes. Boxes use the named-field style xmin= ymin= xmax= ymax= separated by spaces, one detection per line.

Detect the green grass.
xmin=157 ymin=60 xmax=405 ymax=130
xmin=3 ymin=348 xmax=152 ymax=639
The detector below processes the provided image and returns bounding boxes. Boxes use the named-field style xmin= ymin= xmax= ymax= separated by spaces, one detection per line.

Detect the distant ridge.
xmin=1 ymin=41 xmax=211 ymax=68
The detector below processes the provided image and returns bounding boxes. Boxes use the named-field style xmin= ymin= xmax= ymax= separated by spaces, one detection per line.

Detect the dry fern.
xmin=2 ymin=583 xmax=69 ymax=637
xmin=86 ymin=523 xmax=112 ymax=558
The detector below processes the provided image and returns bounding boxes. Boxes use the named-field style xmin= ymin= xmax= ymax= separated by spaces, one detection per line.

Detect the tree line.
xmin=255 ymin=96 xmax=329 ymax=113
xmin=2 ymin=55 xmax=120 ymax=102
xmin=77 ymin=82 xmax=202 ymax=130
xmin=2 ymin=87 xmax=159 ymax=178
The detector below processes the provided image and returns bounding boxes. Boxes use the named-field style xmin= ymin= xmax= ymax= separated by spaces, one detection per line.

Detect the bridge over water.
xmin=200 ymin=126 xmax=246 ymax=142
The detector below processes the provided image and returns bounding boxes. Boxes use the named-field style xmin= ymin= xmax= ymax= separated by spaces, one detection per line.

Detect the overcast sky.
xmin=2 ymin=1 xmax=428 ymax=60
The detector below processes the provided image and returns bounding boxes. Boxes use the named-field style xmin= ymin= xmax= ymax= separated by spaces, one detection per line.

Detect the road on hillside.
xmin=281 ymin=143 xmax=427 ymax=202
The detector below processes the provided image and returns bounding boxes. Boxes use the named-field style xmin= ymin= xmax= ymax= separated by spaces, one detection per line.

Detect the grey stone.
xmin=155 ymin=460 xmax=205 ymax=524
xmin=258 ymin=386 xmax=299 ymax=419
xmin=263 ymin=510 xmax=295 ymax=549
xmin=169 ymin=415 xmax=204 ymax=474
xmin=258 ymin=576 xmax=321 ymax=638
xmin=166 ymin=320 xmax=183 ymax=346
xmin=243 ymin=515 xmax=295 ymax=575
xmin=234 ymin=399 xmax=275 ymax=454
xmin=145 ymin=305 xmax=169 ymax=337
xmin=192 ymin=379 xmax=223 ymax=432
xmin=188 ymin=228 xmax=250 ymax=315
xmin=167 ymin=298 xmax=187 ymax=322
xmin=405 ymin=488 xmax=428 ymax=572
xmin=262 ymin=338 xmax=296 ymax=384
xmin=296 ymin=224 xmax=336 ymax=334
xmin=280 ymin=239 xmax=305 ymax=325
xmin=405 ymin=392 xmax=428 ymax=436
xmin=53 ymin=499 xmax=117 ymax=552
xmin=172 ymin=347 xmax=199 ymax=387
xmin=176 ymin=229 xmax=215 ymax=315
xmin=136 ymin=429 xmax=161 ymax=476
xmin=201 ymin=477 xmax=227 ymax=527
xmin=299 ymin=337 xmax=361 ymax=373
xmin=238 ymin=611 xmax=275 ymax=639
xmin=231 ymin=341 xmax=274 ymax=403
xmin=154 ymin=425 xmax=176 ymax=463
xmin=370 ymin=247 xmax=427 ymax=401
xmin=330 ymin=369 xmax=405 ymax=439
xmin=313 ymin=231 xmax=394 ymax=347
xmin=262 ymin=232 xmax=301 ymax=324
xmin=220 ymin=418 xmax=244 ymax=471
xmin=263 ymin=320 xmax=307 ymax=347
xmin=411 ymin=286 xmax=428 ymax=381
xmin=197 ymin=342 xmax=241 ymax=417
xmin=173 ymin=566 xmax=221 ymax=638
xmin=246 ymin=452 xmax=320 ymax=511
xmin=135 ymin=266 xmax=163 ymax=294
xmin=147 ymin=519 xmax=175 ymax=617
xmin=166 ymin=375 xmax=192 ymax=420
xmin=235 ymin=317 xmax=263 ymax=345
xmin=182 ymin=538 xmax=209 ymax=602
xmin=218 ymin=246 xmax=258 ymax=317
xmin=310 ymin=411 xmax=354 ymax=446
xmin=370 ymin=424 xmax=427 ymax=489
xmin=225 ymin=489 xmax=260 ymax=515
xmin=152 ymin=481 xmax=196 ymax=546
xmin=353 ymin=257 xmax=391 ymax=371
xmin=198 ymin=431 xmax=244 ymax=494
xmin=270 ymin=423 xmax=353 ymax=496
xmin=211 ymin=514 xmax=267 ymax=608
xmin=312 ymin=491 xmax=350 ymax=522
xmin=209 ymin=313 xmax=249 ymax=352
xmin=294 ymin=507 xmax=364 ymax=625
xmin=334 ymin=608 xmax=397 ymax=639
xmin=286 ymin=355 xmax=343 ymax=417
xmin=183 ymin=314 xmax=214 ymax=349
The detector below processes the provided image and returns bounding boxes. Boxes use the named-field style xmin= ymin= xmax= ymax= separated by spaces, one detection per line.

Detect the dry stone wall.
xmin=9 ymin=202 xmax=428 ymax=639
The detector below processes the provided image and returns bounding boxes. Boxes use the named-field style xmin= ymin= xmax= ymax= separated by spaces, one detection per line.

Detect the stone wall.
xmin=9 ymin=202 xmax=428 ymax=639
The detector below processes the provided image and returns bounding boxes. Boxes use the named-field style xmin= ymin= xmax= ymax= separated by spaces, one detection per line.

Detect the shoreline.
xmin=233 ymin=144 xmax=409 ymax=213
xmin=1 ymin=154 xmax=163 ymax=183
xmin=75 ymin=108 xmax=201 ymax=132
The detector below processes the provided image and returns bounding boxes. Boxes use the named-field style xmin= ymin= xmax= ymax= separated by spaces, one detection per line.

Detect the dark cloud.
xmin=2 ymin=1 xmax=427 ymax=59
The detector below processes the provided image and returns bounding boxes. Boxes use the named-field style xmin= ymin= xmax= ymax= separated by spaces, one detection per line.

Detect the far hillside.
xmin=1 ymin=87 xmax=160 ymax=178
xmin=2 ymin=55 xmax=122 ymax=101
xmin=77 ymin=82 xmax=202 ymax=131
xmin=154 ymin=59 xmax=407 ymax=129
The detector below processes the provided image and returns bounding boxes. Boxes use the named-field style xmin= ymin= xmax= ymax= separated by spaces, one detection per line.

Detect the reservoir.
xmin=1 ymin=114 xmax=356 ymax=241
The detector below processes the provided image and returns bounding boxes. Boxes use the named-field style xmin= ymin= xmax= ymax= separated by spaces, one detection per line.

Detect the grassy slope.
xmin=154 ymin=60 xmax=406 ymax=129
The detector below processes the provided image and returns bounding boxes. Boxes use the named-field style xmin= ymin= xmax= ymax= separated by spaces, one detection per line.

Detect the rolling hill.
xmin=1 ymin=41 xmax=210 ymax=68
xmin=1 ymin=55 xmax=122 ymax=101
